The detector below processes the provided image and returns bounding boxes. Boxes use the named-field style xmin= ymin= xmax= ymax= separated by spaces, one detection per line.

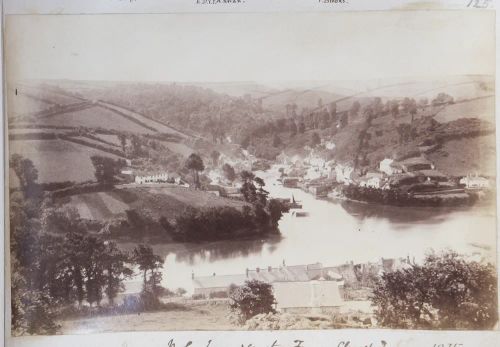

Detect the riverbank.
xmin=115 ymin=166 xmax=495 ymax=294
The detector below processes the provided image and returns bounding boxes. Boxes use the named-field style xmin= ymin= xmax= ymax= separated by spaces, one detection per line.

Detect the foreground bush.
xmin=372 ymin=250 xmax=498 ymax=330
xmin=229 ymin=280 xmax=276 ymax=324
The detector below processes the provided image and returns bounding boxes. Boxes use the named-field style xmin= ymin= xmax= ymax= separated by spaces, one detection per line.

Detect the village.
xmin=115 ymin=143 xmax=492 ymax=209
xmin=275 ymin=149 xmax=491 ymax=203
xmin=189 ymin=256 xmax=415 ymax=317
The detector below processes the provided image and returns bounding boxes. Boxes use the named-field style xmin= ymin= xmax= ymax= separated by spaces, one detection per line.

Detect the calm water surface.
xmin=125 ymin=166 xmax=496 ymax=293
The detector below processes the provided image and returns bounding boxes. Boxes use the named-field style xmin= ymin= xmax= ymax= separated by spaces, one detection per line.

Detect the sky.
xmin=5 ymin=11 xmax=495 ymax=84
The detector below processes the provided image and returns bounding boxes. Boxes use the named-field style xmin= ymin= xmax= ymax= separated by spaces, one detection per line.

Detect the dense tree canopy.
xmin=230 ymin=280 xmax=276 ymax=323
xmin=372 ymin=251 xmax=498 ymax=330
xmin=90 ymin=155 xmax=125 ymax=185
xmin=10 ymin=154 xmax=39 ymax=194
xmin=185 ymin=153 xmax=205 ymax=188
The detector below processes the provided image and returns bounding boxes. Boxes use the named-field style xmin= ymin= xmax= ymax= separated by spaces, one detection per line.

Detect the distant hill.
xmin=7 ymin=76 xmax=495 ymax=184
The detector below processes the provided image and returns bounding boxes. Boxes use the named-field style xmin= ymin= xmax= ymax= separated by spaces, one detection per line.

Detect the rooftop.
xmin=418 ymin=169 xmax=447 ymax=178
xmin=193 ymin=263 xmax=332 ymax=289
xmin=399 ymin=156 xmax=432 ymax=166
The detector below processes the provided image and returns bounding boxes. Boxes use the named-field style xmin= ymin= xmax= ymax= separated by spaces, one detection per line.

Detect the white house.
xmin=335 ymin=164 xmax=354 ymax=185
xmin=379 ymin=158 xmax=403 ymax=176
xmin=460 ymin=174 xmax=490 ymax=189
xmin=359 ymin=172 xmax=384 ymax=189
xmin=134 ymin=172 xmax=170 ymax=184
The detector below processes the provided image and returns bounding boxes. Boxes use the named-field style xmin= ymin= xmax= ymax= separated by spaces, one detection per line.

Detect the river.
xmin=124 ymin=166 xmax=496 ymax=294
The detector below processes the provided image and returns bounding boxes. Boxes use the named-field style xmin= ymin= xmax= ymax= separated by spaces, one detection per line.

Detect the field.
xmin=58 ymin=298 xmax=374 ymax=333
xmin=70 ymin=192 xmax=131 ymax=220
xmin=65 ymin=186 xmax=250 ymax=221
xmin=93 ymin=133 xmax=122 ymax=146
xmin=59 ymin=301 xmax=235 ymax=333
xmin=428 ymin=133 xmax=496 ymax=177
xmin=162 ymin=141 xmax=194 ymax=156
xmin=8 ymin=94 xmax=52 ymax=116
xmin=8 ymin=139 xmax=122 ymax=186
xmin=9 ymin=127 xmax=71 ymax=135
xmin=37 ymin=106 xmax=157 ymax=134
xmin=97 ymin=101 xmax=188 ymax=138
xmin=434 ymin=96 xmax=494 ymax=123
xmin=70 ymin=136 xmax=121 ymax=151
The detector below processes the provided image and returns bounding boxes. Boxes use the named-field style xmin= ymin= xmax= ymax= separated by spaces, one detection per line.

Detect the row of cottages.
xmin=192 ymin=263 xmax=344 ymax=314
xmin=134 ymin=172 xmax=182 ymax=185
xmin=459 ymin=174 xmax=490 ymax=189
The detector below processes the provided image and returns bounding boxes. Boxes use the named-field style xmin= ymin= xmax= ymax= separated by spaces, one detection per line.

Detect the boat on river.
xmin=294 ymin=211 xmax=309 ymax=217
xmin=289 ymin=195 xmax=303 ymax=209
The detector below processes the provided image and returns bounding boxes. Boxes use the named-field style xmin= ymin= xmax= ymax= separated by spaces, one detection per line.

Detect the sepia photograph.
xmin=3 ymin=10 xmax=497 ymax=336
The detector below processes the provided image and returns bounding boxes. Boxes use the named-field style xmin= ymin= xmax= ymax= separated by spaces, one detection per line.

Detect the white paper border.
xmin=2 ymin=1 xmax=499 ymax=347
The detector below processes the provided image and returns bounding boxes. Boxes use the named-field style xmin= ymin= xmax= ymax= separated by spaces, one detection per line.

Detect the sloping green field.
xmin=70 ymin=192 xmax=131 ymax=220
xmin=65 ymin=186 xmax=250 ymax=221
xmin=434 ymin=96 xmax=494 ymax=123
xmin=8 ymin=139 xmax=122 ymax=186
xmin=39 ymin=106 xmax=157 ymax=134
xmin=428 ymin=133 xmax=496 ymax=177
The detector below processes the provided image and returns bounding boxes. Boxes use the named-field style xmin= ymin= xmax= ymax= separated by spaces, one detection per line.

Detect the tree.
xmin=10 ymin=154 xmax=38 ymax=194
xmin=176 ymin=288 xmax=187 ymax=296
xmin=222 ymin=163 xmax=236 ymax=182
xmin=349 ymin=101 xmax=361 ymax=117
xmin=419 ymin=98 xmax=429 ymax=107
xmin=390 ymin=101 xmax=400 ymax=118
xmin=132 ymin=244 xmax=165 ymax=310
xmin=409 ymin=99 xmax=418 ymax=123
xmin=210 ymin=150 xmax=220 ymax=167
xmin=311 ymin=132 xmax=321 ymax=147
xmin=317 ymin=98 xmax=323 ymax=108
xmin=118 ymin=134 xmax=127 ymax=153
xmin=101 ymin=242 xmax=133 ymax=305
xmin=328 ymin=102 xmax=337 ymax=119
xmin=432 ymin=93 xmax=454 ymax=106
xmin=267 ymin=199 xmax=289 ymax=228
xmin=131 ymin=135 xmax=143 ymax=157
xmin=229 ymin=280 xmax=276 ymax=323
xmin=81 ymin=235 xmax=107 ymax=307
xmin=240 ymin=171 xmax=257 ymax=203
xmin=185 ymin=153 xmax=205 ymax=189
xmin=90 ymin=155 xmax=124 ymax=185
xmin=272 ymin=134 xmax=282 ymax=148
xmin=289 ymin=121 xmax=297 ymax=136
xmin=372 ymin=251 xmax=498 ymax=330
xmin=254 ymin=176 xmax=269 ymax=206
xmin=340 ymin=112 xmax=349 ymax=128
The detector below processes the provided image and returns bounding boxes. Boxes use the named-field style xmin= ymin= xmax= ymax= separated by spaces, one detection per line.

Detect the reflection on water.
xmin=128 ymin=167 xmax=496 ymax=293
xmin=161 ymin=236 xmax=282 ymax=264
xmin=338 ymin=199 xmax=492 ymax=228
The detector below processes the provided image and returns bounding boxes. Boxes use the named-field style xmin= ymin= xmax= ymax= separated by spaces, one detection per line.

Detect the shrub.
xmin=372 ymin=250 xmax=498 ymax=330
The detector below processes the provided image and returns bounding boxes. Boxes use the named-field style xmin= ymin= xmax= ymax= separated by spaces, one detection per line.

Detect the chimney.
xmin=256 ymin=267 xmax=260 ymax=273
xmin=282 ymin=259 xmax=286 ymax=267
xmin=191 ymin=271 xmax=194 ymax=280
xmin=213 ymin=272 xmax=216 ymax=277
xmin=246 ymin=268 xmax=249 ymax=278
